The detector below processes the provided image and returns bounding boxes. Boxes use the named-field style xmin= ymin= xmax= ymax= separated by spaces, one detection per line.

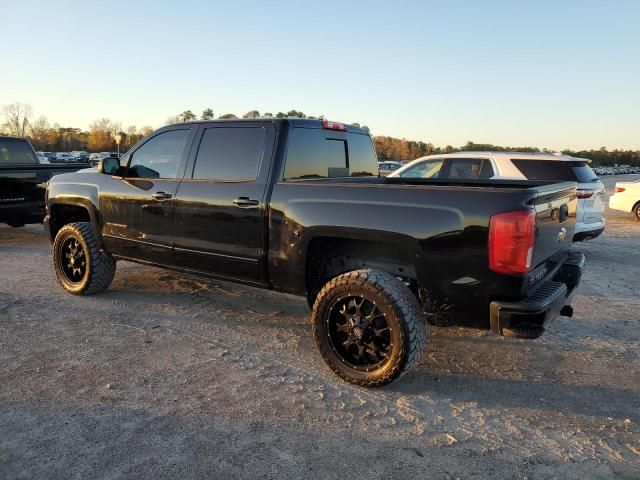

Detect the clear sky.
xmin=2 ymin=0 xmax=639 ymax=150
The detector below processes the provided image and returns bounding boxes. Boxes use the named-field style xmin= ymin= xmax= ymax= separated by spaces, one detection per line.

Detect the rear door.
xmin=173 ymin=122 xmax=276 ymax=283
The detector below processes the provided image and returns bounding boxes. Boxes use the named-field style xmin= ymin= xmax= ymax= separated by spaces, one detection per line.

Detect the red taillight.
xmin=322 ymin=120 xmax=347 ymax=131
xmin=576 ymin=189 xmax=594 ymax=199
xmin=615 ymin=187 xmax=626 ymax=193
xmin=489 ymin=210 xmax=536 ymax=275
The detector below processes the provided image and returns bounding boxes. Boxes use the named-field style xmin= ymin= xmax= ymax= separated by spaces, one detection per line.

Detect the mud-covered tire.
xmin=633 ymin=202 xmax=640 ymax=222
xmin=52 ymin=222 xmax=116 ymax=295
xmin=312 ymin=269 xmax=427 ymax=387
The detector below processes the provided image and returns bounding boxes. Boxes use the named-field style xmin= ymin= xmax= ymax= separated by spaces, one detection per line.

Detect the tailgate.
xmin=530 ymin=182 xmax=577 ymax=268
xmin=0 ymin=168 xmax=46 ymax=204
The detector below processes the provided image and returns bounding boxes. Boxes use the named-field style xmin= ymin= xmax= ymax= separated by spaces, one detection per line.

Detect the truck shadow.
xmin=393 ymin=370 xmax=640 ymax=422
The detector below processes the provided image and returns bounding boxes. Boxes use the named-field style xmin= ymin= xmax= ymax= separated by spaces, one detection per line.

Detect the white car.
xmin=390 ymin=151 xmax=605 ymax=241
xmin=609 ymin=179 xmax=640 ymax=220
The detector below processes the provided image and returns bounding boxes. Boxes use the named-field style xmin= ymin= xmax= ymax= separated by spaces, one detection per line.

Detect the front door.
xmin=173 ymin=122 xmax=276 ymax=283
xmin=100 ymin=127 xmax=195 ymax=265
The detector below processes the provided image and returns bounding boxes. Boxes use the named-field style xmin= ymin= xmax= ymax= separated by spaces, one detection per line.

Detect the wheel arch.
xmin=304 ymin=234 xmax=420 ymax=305
xmin=48 ymin=199 xmax=102 ymax=248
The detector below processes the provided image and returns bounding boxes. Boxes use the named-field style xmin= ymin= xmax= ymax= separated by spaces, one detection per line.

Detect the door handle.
xmin=232 ymin=197 xmax=259 ymax=207
xmin=152 ymin=191 xmax=173 ymax=201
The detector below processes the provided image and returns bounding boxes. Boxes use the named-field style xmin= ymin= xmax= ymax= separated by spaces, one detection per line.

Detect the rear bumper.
xmin=490 ymin=251 xmax=584 ymax=339
xmin=573 ymin=225 xmax=605 ymax=242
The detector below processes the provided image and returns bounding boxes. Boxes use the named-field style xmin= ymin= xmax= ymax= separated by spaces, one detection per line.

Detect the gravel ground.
xmin=1 ymin=175 xmax=639 ymax=479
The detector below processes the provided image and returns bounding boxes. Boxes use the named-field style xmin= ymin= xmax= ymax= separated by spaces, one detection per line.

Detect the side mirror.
xmin=98 ymin=157 xmax=120 ymax=175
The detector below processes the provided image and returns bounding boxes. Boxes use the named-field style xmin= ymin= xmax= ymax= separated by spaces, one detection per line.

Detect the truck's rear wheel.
xmin=52 ymin=222 xmax=116 ymax=295
xmin=312 ymin=269 xmax=426 ymax=387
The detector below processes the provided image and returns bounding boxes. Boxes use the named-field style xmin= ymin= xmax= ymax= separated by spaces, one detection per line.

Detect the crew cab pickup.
xmin=44 ymin=119 xmax=584 ymax=386
xmin=0 ymin=136 xmax=89 ymax=227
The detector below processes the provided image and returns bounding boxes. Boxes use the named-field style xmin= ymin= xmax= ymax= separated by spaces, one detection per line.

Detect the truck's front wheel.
xmin=312 ymin=269 xmax=426 ymax=387
xmin=52 ymin=222 xmax=116 ymax=295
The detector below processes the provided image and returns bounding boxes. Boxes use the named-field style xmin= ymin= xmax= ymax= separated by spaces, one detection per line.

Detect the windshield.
xmin=0 ymin=138 xmax=38 ymax=164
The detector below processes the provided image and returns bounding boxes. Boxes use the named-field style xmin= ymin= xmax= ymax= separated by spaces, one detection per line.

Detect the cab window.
xmin=283 ymin=128 xmax=377 ymax=180
xmin=128 ymin=129 xmax=190 ymax=179
xmin=0 ymin=138 xmax=38 ymax=165
xmin=192 ymin=127 xmax=266 ymax=181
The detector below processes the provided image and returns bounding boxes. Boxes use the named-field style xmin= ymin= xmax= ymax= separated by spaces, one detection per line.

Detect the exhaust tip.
xmin=560 ymin=305 xmax=574 ymax=318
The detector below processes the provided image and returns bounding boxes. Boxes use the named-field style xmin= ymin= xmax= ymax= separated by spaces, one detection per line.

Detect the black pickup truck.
xmin=44 ymin=119 xmax=584 ymax=386
xmin=0 ymin=136 xmax=89 ymax=227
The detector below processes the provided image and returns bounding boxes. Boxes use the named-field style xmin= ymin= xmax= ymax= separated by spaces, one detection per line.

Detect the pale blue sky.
xmin=2 ymin=0 xmax=639 ymax=150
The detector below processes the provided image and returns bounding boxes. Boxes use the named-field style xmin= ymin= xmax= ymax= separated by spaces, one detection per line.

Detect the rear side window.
xmin=283 ymin=128 xmax=377 ymax=180
xmin=192 ymin=127 xmax=266 ymax=181
xmin=511 ymin=159 xmax=597 ymax=183
xmin=0 ymin=139 xmax=38 ymax=164
xmin=441 ymin=158 xmax=494 ymax=179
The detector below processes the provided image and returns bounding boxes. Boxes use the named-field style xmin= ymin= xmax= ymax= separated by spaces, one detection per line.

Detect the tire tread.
xmin=53 ymin=222 xmax=115 ymax=295
xmin=312 ymin=269 xmax=427 ymax=387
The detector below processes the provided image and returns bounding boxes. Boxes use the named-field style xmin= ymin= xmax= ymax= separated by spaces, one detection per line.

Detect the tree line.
xmin=374 ymin=138 xmax=640 ymax=166
xmin=2 ymin=102 xmax=638 ymax=166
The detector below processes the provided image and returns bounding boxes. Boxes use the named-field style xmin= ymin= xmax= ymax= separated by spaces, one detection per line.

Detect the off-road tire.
xmin=53 ymin=222 xmax=116 ymax=295
xmin=633 ymin=202 xmax=640 ymax=222
xmin=312 ymin=269 xmax=427 ymax=387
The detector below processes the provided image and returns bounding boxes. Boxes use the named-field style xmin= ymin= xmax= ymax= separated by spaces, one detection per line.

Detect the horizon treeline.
xmin=2 ymin=103 xmax=639 ymax=166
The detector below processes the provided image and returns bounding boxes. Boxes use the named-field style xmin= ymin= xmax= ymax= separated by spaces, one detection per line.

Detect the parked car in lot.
xmin=391 ymin=152 xmax=605 ymax=242
xmin=36 ymin=151 xmax=50 ymax=164
xmin=43 ymin=152 xmax=57 ymax=162
xmin=71 ymin=151 xmax=90 ymax=163
xmin=44 ymin=119 xmax=584 ymax=386
xmin=56 ymin=152 xmax=77 ymax=163
xmin=609 ymin=179 xmax=640 ymax=220
xmin=0 ymin=137 xmax=89 ymax=227
xmin=88 ymin=152 xmax=116 ymax=166
xmin=378 ymin=161 xmax=403 ymax=176
xmin=593 ymin=166 xmax=640 ymax=175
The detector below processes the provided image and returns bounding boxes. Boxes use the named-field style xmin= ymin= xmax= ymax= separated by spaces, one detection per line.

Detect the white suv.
xmin=390 ymin=151 xmax=605 ymax=242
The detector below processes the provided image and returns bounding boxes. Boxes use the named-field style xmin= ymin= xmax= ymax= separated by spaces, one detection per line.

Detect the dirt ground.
xmin=1 ymin=175 xmax=639 ymax=479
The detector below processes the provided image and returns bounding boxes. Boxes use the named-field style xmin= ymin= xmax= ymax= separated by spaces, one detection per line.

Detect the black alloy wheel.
xmin=312 ymin=269 xmax=427 ymax=387
xmin=52 ymin=222 xmax=116 ymax=295
xmin=326 ymin=295 xmax=392 ymax=372
xmin=59 ymin=236 xmax=88 ymax=285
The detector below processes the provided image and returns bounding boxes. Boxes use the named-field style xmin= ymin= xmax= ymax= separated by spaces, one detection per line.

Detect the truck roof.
xmin=165 ymin=118 xmax=371 ymax=135
xmin=0 ymin=135 xmax=31 ymax=142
